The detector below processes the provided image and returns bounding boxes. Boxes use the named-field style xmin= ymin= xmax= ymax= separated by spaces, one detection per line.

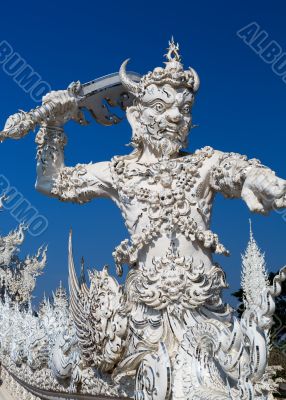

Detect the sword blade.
xmin=79 ymin=71 xmax=141 ymax=99
xmin=78 ymin=71 xmax=141 ymax=126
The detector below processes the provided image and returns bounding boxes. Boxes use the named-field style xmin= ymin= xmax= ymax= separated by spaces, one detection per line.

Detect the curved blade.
xmin=79 ymin=71 xmax=141 ymax=126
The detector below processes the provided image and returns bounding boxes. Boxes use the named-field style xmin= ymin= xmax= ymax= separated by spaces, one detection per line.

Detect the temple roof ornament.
xmin=241 ymin=220 xmax=270 ymax=308
xmin=0 ymin=222 xmax=47 ymax=304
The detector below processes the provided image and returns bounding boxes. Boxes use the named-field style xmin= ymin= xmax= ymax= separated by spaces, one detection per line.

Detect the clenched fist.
xmin=241 ymin=167 xmax=286 ymax=214
xmin=42 ymin=89 xmax=79 ymax=126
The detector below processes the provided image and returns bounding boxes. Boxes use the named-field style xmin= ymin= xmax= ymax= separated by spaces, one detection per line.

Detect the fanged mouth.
xmin=164 ymin=127 xmax=188 ymax=142
xmin=145 ymin=122 xmax=188 ymax=143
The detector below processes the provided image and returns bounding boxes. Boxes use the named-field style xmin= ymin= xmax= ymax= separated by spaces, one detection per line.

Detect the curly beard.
xmin=142 ymin=131 xmax=187 ymax=158
xmin=127 ymin=104 xmax=191 ymax=158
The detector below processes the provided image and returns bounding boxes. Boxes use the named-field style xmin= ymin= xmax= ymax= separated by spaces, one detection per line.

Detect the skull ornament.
xmin=173 ymin=188 xmax=185 ymax=202
xmin=160 ymin=190 xmax=174 ymax=207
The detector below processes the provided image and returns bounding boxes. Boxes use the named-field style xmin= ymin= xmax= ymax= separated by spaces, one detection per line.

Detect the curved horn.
xmin=189 ymin=67 xmax=200 ymax=92
xmin=119 ymin=59 xmax=140 ymax=95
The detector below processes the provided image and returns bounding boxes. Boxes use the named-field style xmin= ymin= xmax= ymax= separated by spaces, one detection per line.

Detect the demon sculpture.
xmin=0 ymin=39 xmax=286 ymax=399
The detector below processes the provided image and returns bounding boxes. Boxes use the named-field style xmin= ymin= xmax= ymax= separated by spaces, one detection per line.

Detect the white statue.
xmin=0 ymin=38 xmax=286 ymax=399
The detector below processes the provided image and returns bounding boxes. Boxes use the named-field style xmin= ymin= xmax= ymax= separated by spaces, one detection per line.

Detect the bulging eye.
xmin=182 ymin=104 xmax=191 ymax=114
xmin=154 ymin=102 xmax=166 ymax=113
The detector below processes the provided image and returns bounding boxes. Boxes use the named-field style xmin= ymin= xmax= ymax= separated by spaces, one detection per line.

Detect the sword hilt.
xmin=0 ymin=102 xmax=59 ymax=141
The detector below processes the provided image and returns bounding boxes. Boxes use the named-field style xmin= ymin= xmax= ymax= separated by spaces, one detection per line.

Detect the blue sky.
xmin=0 ymin=0 xmax=286 ymax=305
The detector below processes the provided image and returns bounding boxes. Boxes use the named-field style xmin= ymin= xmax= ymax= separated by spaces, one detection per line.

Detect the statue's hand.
xmin=241 ymin=168 xmax=286 ymax=214
xmin=42 ymin=90 xmax=79 ymax=126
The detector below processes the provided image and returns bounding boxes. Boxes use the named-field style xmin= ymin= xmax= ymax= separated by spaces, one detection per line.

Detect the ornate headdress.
xmin=119 ymin=38 xmax=200 ymax=97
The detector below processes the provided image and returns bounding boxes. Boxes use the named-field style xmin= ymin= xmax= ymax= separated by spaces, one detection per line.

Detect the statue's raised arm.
xmin=0 ymin=72 xmax=141 ymax=203
xmin=35 ymin=90 xmax=115 ymax=203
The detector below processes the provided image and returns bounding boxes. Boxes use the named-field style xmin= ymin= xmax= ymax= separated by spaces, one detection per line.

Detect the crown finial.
xmin=165 ymin=36 xmax=181 ymax=62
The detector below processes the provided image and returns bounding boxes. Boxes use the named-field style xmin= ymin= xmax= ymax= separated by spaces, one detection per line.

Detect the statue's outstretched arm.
xmin=210 ymin=151 xmax=286 ymax=214
xmin=35 ymin=93 xmax=114 ymax=204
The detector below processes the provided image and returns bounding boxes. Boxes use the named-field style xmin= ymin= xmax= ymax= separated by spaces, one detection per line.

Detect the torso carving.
xmin=111 ymin=147 xmax=228 ymax=270
xmin=110 ymin=147 xmax=228 ymax=310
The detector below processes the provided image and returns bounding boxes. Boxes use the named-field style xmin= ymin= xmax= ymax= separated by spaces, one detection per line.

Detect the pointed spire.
xmin=54 ymin=281 xmax=68 ymax=309
xmin=249 ymin=218 xmax=253 ymax=242
xmin=241 ymin=221 xmax=269 ymax=307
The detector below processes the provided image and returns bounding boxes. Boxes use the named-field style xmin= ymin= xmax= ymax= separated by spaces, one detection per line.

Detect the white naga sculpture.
xmin=0 ymin=39 xmax=286 ymax=399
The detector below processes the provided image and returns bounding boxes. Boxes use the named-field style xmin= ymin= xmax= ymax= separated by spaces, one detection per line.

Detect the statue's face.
xmin=128 ymin=84 xmax=194 ymax=158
